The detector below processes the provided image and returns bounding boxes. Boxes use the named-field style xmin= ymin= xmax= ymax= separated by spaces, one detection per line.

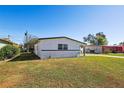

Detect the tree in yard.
xmin=119 ymin=41 xmax=124 ymax=45
xmin=24 ymin=31 xmax=39 ymax=52
xmin=83 ymin=34 xmax=96 ymax=45
xmin=83 ymin=32 xmax=108 ymax=45
xmin=96 ymin=32 xmax=108 ymax=45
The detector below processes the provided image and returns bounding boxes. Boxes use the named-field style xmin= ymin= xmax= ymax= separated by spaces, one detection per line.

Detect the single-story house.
xmin=85 ymin=45 xmax=124 ymax=54
xmin=0 ymin=44 xmax=6 ymax=49
xmin=102 ymin=45 xmax=124 ymax=53
xmin=34 ymin=36 xmax=85 ymax=59
xmin=85 ymin=45 xmax=102 ymax=54
xmin=0 ymin=38 xmax=19 ymax=47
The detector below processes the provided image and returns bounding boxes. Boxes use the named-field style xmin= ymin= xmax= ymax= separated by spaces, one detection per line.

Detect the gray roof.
xmin=39 ymin=36 xmax=86 ymax=44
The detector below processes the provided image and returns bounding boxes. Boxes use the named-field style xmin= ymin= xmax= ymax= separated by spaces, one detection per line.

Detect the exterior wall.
xmin=102 ymin=46 xmax=124 ymax=53
xmin=34 ymin=38 xmax=83 ymax=59
xmin=85 ymin=45 xmax=102 ymax=54
xmin=85 ymin=45 xmax=124 ymax=54
xmin=39 ymin=51 xmax=80 ymax=59
xmin=0 ymin=43 xmax=6 ymax=49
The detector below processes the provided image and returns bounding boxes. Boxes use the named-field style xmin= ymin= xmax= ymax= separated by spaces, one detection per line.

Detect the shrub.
xmin=0 ymin=45 xmax=20 ymax=60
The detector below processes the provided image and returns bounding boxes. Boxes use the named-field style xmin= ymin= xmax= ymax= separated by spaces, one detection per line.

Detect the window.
xmin=58 ymin=44 xmax=63 ymax=50
xmin=58 ymin=44 xmax=68 ymax=50
xmin=63 ymin=44 xmax=68 ymax=50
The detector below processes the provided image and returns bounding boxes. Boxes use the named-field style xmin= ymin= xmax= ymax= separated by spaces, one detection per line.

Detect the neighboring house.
xmin=34 ymin=36 xmax=85 ymax=59
xmin=0 ymin=38 xmax=19 ymax=47
xmin=0 ymin=44 xmax=6 ymax=49
xmin=85 ymin=45 xmax=102 ymax=54
xmin=102 ymin=45 xmax=124 ymax=53
xmin=85 ymin=45 xmax=124 ymax=53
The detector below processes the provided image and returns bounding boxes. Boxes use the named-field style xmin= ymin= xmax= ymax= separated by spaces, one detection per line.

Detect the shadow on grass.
xmin=9 ymin=52 xmax=40 ymax=62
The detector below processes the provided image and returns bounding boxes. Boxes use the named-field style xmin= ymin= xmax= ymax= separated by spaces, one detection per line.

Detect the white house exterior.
xmin=85 ymin=45 xmax=102 ymax=54
xmin=34 ymin=37 xmax=85 ymax=59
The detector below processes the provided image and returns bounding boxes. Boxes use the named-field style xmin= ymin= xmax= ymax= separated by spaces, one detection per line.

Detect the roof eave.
xmin=38 ymin=36 xmax=85 ymax=44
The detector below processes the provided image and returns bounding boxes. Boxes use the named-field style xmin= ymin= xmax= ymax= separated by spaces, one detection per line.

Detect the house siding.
xmin=34 ymin=38 xmax=83 ymax=59
xmin=85 ymin=45 xmax=102 ymax=54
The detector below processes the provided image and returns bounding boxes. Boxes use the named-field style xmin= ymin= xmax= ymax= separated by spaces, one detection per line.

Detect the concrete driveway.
xmin=80 ymin=54 xmax=124 ymax=59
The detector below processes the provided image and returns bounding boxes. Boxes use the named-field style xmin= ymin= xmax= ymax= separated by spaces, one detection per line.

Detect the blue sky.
xmin=0 ymin=5 xmax=124 ymax=45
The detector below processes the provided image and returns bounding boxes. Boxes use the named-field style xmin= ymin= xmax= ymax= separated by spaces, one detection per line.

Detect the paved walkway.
xmin=80 ymin=54 xmax=124 ymax=59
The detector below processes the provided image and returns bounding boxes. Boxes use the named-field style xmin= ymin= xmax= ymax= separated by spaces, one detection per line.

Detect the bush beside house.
xmin=0 ymin=45 xmax=20 ymax=60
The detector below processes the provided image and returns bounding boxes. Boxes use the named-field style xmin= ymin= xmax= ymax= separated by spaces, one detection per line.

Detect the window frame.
xmin=58 ymin=44 xmax=68 ymax=50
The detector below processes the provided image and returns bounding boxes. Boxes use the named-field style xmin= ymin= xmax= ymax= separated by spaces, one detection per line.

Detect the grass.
xmin=106 ymin=53 xmax=124 ymax=56
xmin=0 ymin=55 xmax=124 ymax=88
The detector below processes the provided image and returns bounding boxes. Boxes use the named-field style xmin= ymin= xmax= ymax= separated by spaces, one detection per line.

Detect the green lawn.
xmin=0 ymin=56 xmax=124 ymax=88
xmin=106 ymin=53 xmax=124 ymax=56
